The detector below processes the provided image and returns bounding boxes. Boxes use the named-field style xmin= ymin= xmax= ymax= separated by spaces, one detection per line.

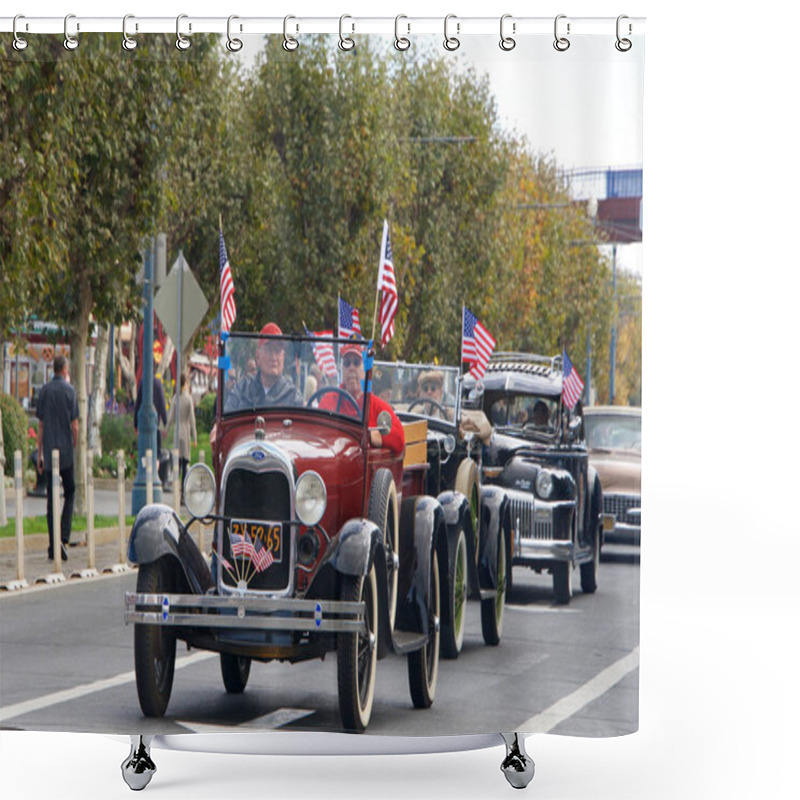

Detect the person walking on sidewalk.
xmin=166 ymin=372 xmax=197 ymax=491
xmin=36 ymin=355 xmax=79 ymax=561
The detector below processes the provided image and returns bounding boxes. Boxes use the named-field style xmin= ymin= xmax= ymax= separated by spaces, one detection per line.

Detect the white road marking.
xmin=517 ymin=646 xmax=640 ymax=732
xmin=506 ymin=604 xmax=581 ymax=614
xmin=0 ymin=651 xmax=215 ymax=723
xmin=177 ymin=708 xmax=315 ymax=733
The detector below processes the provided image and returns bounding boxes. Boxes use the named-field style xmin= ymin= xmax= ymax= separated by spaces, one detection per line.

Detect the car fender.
xmin=127 ymin=503 xmax=213 ymax=594
xmin=327 ymin=518 xmax=383 ymax=578
xmin=476 ymin=485 xmax=509 ymax=590
xmin=395 ymin=495 xmax=444 ymax=636
xmin=588 ymin=466 xmax=604 ymax=547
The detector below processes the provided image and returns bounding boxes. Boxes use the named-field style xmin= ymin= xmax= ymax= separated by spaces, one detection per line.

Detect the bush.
xmin=1 ymin=392 xmax=29 ymax=477
xmin=196 ymin=393 xmax=217 ymax=434
xmin=100 ymin=412 xmax=136 ymax=455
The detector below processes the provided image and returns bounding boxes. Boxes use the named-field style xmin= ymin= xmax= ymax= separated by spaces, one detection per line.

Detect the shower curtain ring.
xmin=176 ymin=14 xmax=191 ymax=50
xmin=122 ymin=15 xmax=138 ymax=51
xmin=226 ymin=15 xmax=243 ymax=52
xmin=394 ymin=15 xmax=411 ymax=51
xmin=553 ymin=14 xmax=570 ymax=52
xmin=339 ymin=15 xmax=355 ymax=51
xmin=64 ymin=14 xmax=79 ymax=51
xmin=443 ymin=14 xmax=460 ymax=51
xmin=282 ymin=15 xmax=299 ymax=51
xmin=499 ymin=14 xmax=516 ymax=51
xmin=12 ymin=15 xmax=28 ymax=51
xmin=615 ymin=15 xmax=632 ymax=51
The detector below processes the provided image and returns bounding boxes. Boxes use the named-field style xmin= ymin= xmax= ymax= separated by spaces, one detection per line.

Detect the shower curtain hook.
xmin=176 ymin=14 xmax=191 ymax=50
xmin=553 ymin=14 xmax=570 ymax=52
xmin=12 ymin=15 xmax=28 ymax=51
xmin=499 ymin=14 xmax=516 ymax=51
xmin=122 ymin=15 xmax=138 ymax=51
xmin=339 ymin=15 xmax=355 ymax=51
xmin=63 ymin=14 xmax=79 ymax=51
xmin=282 ymin=15 xmax=299 ymax=51
xmin=443 ymin=14 xmax=460 ymax=51
xmin=226 ymin=15 xmax=243 ymax=52
xmin=394 ymin=14 xmax=411 ymax=51
xmin=615 ymin=15 xmax=632 ymax=52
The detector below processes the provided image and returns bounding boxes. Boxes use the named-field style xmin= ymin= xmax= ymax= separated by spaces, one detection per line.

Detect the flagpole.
xmin=460 ymin=304 xmax=465 ymax=373
xmin=337 ymin=293 xmax=341 ymax=338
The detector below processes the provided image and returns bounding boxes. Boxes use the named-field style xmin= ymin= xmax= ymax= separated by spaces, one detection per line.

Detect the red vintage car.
xmin=125 ymin=331 xmax=444 ymax=731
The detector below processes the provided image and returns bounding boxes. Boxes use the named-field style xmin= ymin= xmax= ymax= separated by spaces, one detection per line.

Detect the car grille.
xmin=505 ymin=489 xmax=552 ymax=541
xmin=604 ymin=493 xmax=641 ymax=525
xmin=222 ymin=468 xmax=292 ymax=592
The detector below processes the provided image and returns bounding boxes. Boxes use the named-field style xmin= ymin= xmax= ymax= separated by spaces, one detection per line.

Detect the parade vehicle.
xmin=463 ymin=353 xmax=603 ymax=605
xmin=124 ymin=330 xmax=445 ymax=732
xmin=374 ymin=360 xmax=509 ymax=658
xmin=584 ymin=405 xmax=641 ymax=547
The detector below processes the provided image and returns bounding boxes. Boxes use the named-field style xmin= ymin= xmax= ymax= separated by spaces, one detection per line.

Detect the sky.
xmin=3 ymin=3 xmax=799 ymax=800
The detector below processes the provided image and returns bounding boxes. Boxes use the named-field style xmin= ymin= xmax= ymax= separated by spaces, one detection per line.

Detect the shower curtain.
xmin=1 ymin=7 xmax=644 ymax=797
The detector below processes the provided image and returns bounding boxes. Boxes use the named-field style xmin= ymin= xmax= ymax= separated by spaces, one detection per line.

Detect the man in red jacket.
xmin=320 ymin=339 xmax=405 ymax=455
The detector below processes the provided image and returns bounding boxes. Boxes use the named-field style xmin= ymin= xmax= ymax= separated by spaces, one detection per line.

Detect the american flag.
xmin=231 ymin=537 xmax=256 ymax=560
xmin=252 ymin=543 xmax=275 ymax=573
xmin=377 ymin=220 xmax=398 ymax=347
xmin=338 ymin=297 xmax=362 ymax=339
xmin=304 ymin=326 xmax=338 ymax=380
xmin=219 ymin=230 xmax=237 ymax=333
xmin=562 ymin=350 xmax=585 ymax=410
xmin=462 ymin=307 xmax=496 ymax=382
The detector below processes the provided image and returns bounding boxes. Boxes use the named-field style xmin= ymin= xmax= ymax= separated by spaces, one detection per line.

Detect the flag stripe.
xmin=462 ymin=307 xmax=496 ymax=382
xmin=562 ymin=350 xmax=585 ymax=409
xmin=377 ymin=220 xmax=398 ymax=347
xmin=219 ymin=231 xmax=237 ymax=333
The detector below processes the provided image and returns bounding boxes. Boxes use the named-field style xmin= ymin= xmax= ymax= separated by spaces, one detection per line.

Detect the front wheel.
xmin=220 ymin=653 xmax=251 ymax=693
xmin=337 ymin=566 xmax=379 ymax=731
xmin=134 ymin=559 xmax=177 ymax=717
xmin=441 ymin=527 xmax=468 ymax=659
xmin=553 ymin=561 xmax=573 ymax=605
xmin=481 ymin=527 xmax=506 ymax=646
xmin=408 ymin=550 xmax=440 ymax=708
xmin=580 ymin=533 xmax=599 ymax=594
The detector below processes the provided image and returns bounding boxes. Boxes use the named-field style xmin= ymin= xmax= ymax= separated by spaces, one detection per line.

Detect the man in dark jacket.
xmin=36 ymin=355 xmax=79 ymax=561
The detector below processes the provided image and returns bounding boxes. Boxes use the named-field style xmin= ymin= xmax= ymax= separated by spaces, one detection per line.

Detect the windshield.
xmin=486 ymin=392 xmax=560 ymax=437
xmin=374 ymin=361 xmax=460 ymax=423
xmin=221 ymin=332 xmax=368 ymax=424
xmin=585 ymin=413 xmax=641 ymax=452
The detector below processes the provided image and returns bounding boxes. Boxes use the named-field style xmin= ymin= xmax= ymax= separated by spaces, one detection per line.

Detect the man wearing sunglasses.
xmin=416 ymin=369 xmax=454 ymax=421
xmin=319 ymin=339 xmax=405 ymax=454
xmin=225 ymin=322 xmax=303 ymax=411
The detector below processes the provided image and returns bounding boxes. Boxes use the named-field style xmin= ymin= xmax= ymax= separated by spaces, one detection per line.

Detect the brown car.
xmin=584 ymin=406 xmax=641 ymax=546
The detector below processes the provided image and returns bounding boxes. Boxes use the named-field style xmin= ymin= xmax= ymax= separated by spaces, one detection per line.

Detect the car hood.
xmin=589 ymin=450 xmax=641 ymax=494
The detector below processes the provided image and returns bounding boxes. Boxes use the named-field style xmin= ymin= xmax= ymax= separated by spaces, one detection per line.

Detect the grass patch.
xmin=1 ymin=514 xmax=135 ymax=538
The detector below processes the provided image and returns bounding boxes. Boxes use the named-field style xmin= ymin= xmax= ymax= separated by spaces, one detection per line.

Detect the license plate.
xmin=603 ymin=513 xmax=616 ymax=532
xmin=229 ymin=518 xmax=283 ymax=563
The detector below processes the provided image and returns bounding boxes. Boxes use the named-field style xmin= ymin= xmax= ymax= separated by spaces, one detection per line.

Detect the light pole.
xmin=609 ymin=243 xmax=618 ymax=405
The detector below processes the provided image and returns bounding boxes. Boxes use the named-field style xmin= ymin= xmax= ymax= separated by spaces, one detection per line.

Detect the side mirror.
xmin=376 ymin=410 xmax=392 ymax=436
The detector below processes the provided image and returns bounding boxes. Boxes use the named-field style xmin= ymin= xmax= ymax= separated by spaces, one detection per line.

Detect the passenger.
xmin=319 ymin=338 xmax=405 ymax=454
xmin=532 ymin=400 xmax=550 ymax=427
xmin=225 ymin=322 xmax=303 ymax=411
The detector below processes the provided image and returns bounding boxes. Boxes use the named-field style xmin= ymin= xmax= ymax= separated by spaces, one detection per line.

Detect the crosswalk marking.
xmin=176 ymin=708 xmax=315 ymax=733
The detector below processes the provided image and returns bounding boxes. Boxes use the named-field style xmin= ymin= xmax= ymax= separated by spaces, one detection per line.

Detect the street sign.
xmin=153 ymin=253 xmax=209 ymax=353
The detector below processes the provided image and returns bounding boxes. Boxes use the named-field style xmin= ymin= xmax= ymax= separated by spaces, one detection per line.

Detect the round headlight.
xmin=184 ymin=463 xmax=215 ymax=518
xmin=535 ymin=470 xmax=554 ymax=499
xmin=296 ymin=471 xmax=327 ymax=526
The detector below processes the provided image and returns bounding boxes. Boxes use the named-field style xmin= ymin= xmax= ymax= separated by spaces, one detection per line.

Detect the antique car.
xmin=583 ymin=405 xmax=641 ymax=546
xmin=463 ymin=353 xmax=603 ymax=605
xmin=374 ymin=360 xmax=509 ymax=658
xmin=125 ymin=331 xmax=444 ymax=732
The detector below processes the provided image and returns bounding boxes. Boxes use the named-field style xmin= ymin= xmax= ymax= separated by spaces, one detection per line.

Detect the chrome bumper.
xmin=124 ymin=592 xmax=368 ymax=635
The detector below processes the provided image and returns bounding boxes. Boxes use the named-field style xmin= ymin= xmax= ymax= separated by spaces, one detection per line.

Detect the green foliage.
xmin=195 ymin=393 xmax=217 ymax=435
xmin=1 ymin=393 xmax=29 ymax=477
xmin=100 ymin=412 xmax=136 ymax=455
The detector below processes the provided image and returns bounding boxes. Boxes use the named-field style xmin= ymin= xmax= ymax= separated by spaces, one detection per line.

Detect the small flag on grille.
xmin=462 ymin=306 xmax=496 ymax=382
xmin=562 ymin=349 xmax=585 ymax=410
xmin=252 ymin=544 xmax=275 ymax=573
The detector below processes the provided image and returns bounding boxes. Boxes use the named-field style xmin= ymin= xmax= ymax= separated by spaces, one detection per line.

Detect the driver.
xmin=416 ymin=369 xmax=453 ymax=420
xmin=319 ymin=338 xmax=405 ymax=454
xmin=226 ymin=322 xmax=303 ymax=411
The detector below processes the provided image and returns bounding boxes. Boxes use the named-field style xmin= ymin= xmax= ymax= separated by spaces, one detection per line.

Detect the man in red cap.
xmin=319 ymin=339 xmax=405 ymax=454
xmin=225 ymin=322 xmax=303 ymax=410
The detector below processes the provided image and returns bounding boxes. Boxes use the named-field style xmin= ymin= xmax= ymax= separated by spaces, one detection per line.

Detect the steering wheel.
xmin=307 ymin=386 xmax=360 ymax=416
xmin=407 ymin=398 xmax=448 ymax=418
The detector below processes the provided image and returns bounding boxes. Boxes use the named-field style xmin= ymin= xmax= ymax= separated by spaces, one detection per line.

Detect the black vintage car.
xmin=464 ymin=353 xmax=603 ymax=604
xmin=375 ymin=361 xmax=509 ymax=657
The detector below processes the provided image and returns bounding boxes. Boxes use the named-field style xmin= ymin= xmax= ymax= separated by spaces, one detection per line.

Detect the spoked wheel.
xmin=408 ymin=549 xmax=440 ymax=708
xmin=134 ymin=559 xmax=177 ymax=717
xmin=481 ymin=526 xmax=506 ymax=646
xmin=368 ymin=469 xmax=399 ymax=630
xmin=441 ymin=527 xmax=468 ymax=659
xmin=455 ymin=459 xmax=480 ymax=570
xmin=220 ymin=653 xmax=251 ymax=693
xmin=337 ymin=566 xmax=379 ymax=731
